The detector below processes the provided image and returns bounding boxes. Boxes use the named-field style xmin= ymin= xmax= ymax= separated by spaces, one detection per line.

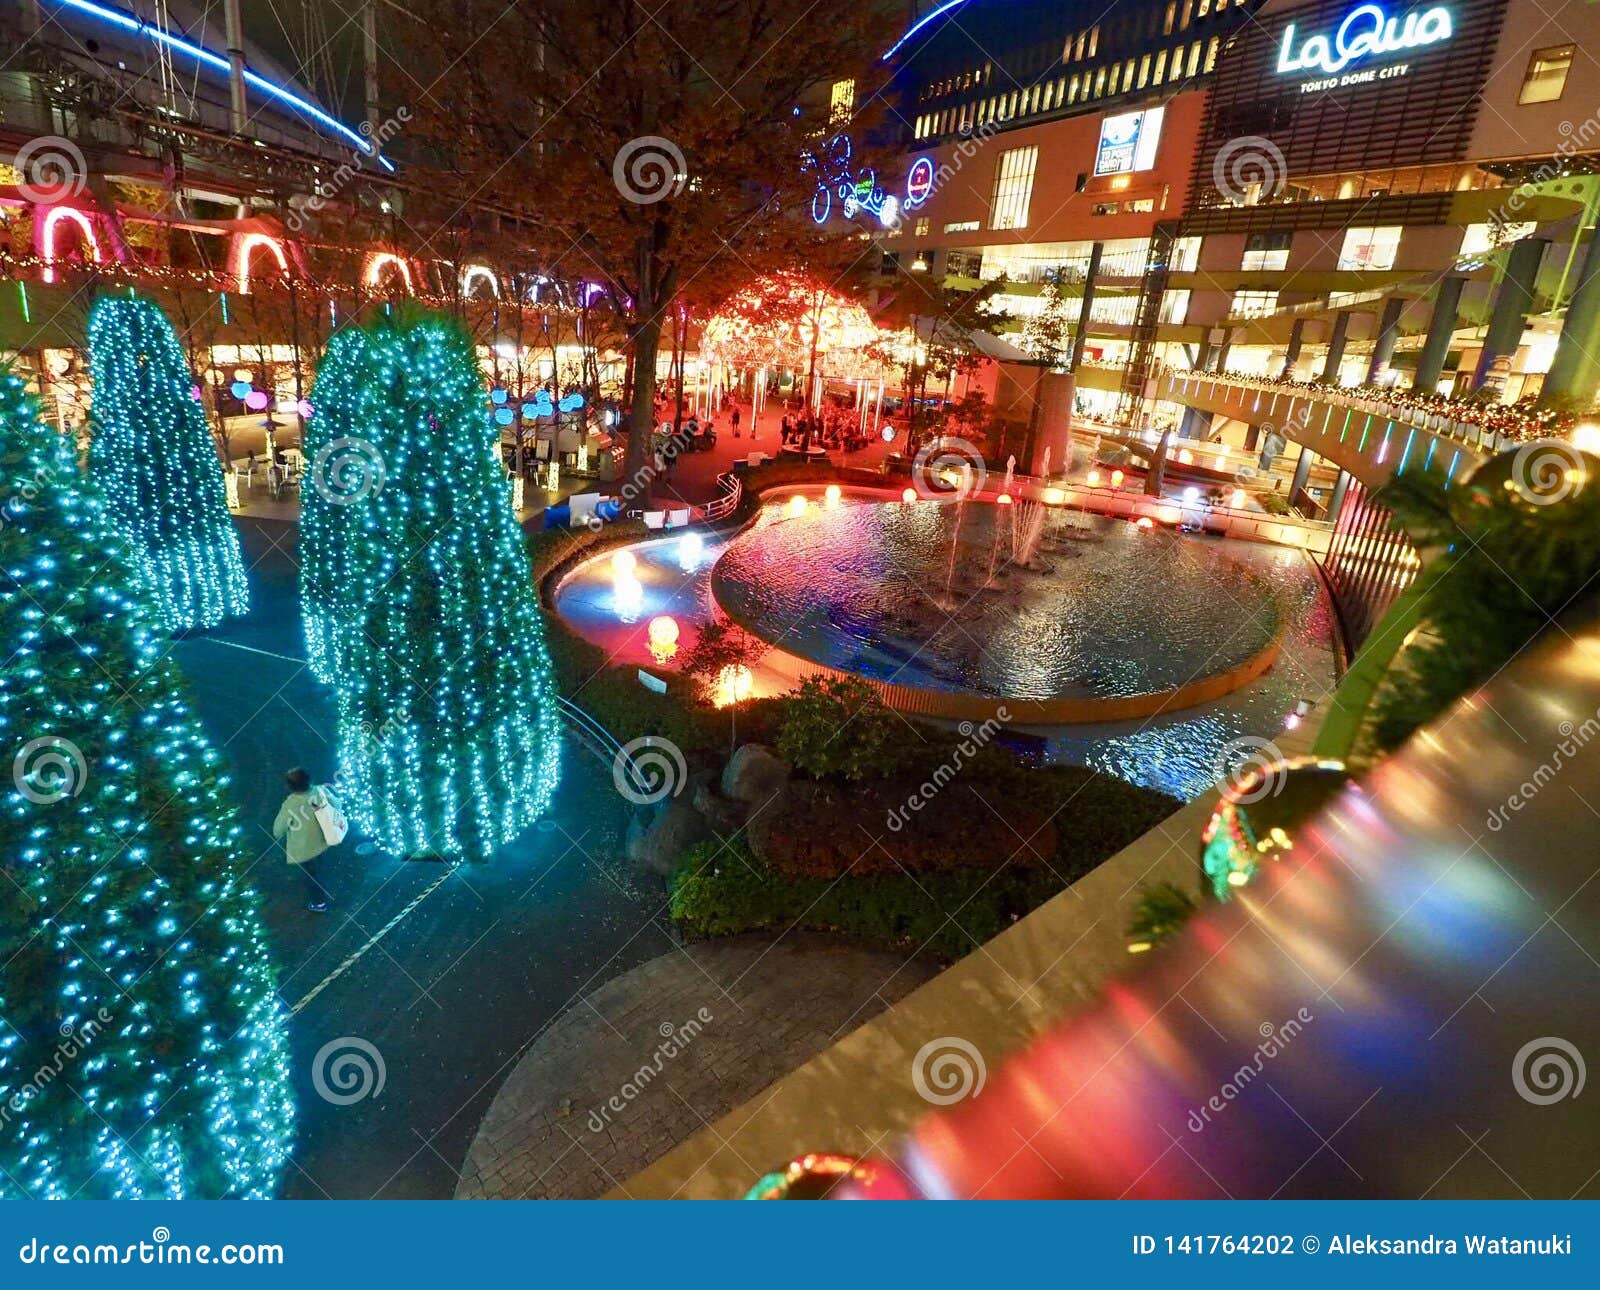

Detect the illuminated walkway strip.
xmin=49 ymin=0 xmax=394 ymax=170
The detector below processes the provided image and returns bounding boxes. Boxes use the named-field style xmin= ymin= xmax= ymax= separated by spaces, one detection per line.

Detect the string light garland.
xmin=0 ymin=366 xmax=295 ymax=1197
xmin=86 ymin=295 xmax=249 ymax=632
xmin=306 ymin=310 xmax=562 ymax=861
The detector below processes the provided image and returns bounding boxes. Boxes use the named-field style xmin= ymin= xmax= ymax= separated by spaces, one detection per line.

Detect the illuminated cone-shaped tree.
xmin=298 ymin=326 xmax=380 ymax=683
xmin=329 ymin=312 xmax=561 ymax=860
xmin=0 ymin=367 xmax=293 ymax=1198
xmin=87 ymin=294 xmax=249 ymax=632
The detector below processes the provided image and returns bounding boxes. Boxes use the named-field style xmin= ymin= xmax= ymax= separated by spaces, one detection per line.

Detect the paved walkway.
xmin=454 ymin=934 xmax=938 ymax=1199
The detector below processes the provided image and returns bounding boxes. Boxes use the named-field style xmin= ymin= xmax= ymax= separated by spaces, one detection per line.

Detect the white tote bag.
xmin=309 ymin=786 xmax=349 ymax=847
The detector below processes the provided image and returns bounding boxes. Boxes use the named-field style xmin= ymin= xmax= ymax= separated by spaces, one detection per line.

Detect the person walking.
xmin=731 ymin=406 xmax=741 ymax=438
xmin=272 ymin=767 xmax=346 ymax=912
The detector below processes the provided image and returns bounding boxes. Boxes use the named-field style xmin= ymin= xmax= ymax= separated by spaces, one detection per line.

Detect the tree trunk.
xmin=624 ymin=308 xmax=662 ymax=499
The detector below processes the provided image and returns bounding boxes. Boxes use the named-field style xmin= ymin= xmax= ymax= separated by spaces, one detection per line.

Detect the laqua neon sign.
xmin=1276 ymin=4 xmax=1453 ymax=77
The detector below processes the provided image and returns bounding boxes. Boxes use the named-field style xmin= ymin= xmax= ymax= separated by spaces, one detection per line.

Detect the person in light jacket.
xmin=273 ymin=767 xmax=338 ymax=912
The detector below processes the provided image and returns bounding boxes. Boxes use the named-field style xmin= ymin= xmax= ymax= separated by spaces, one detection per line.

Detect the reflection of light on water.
xmin=612 ymin=571 xmax=643 ymax=621
xmin=678 ymin=531 xmax=704 ymax=572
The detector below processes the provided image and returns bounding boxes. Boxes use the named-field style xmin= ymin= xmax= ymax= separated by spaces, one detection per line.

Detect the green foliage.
xmin=1369 ymin=462 xmax=1600 ymax=750
xmin=776 ymin=675 xmax=905 ymax=781
xmin=1125 ymin=881 xmax=1201 ymax=951
xmin=0 ymin=366 xmax=292 ymax=1197
xmin=86 ymin=294 xmax=249 ymax=632
xmin=670 ymin=761 xmax=1180 ymax=959
xmin=670 ymin=841 xmax=1065 ymax=960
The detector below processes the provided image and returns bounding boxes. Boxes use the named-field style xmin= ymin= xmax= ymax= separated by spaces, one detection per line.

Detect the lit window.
xmin=989 ymin=146 xmax=1040 ymax=230
xmin=914 ymin=217 xmax=931 ymax=238
xmin=1164 ymin=2 xmax=1176 ymax=35
xmin=1230 ymin=290 xmax=1280 ymax=318
xmin=1154 ymin=49 xmax=1168 ymax=83
xmin=1188 ymin=41 xmax=1202 ymax=77
xmin=829 ymin=79 xmax=855 ymax=123
xmin=1205 ymin=36 xmax=1219 ymax=72
xmin=1241 ymin=231 xmax=1291 ymax=271
xmin=1089 ymin=25 xmax=1099 ymax=56
xmin=1519 ymin=46 xmax=1574 ymax=105
xmin=1138 ymin=54 xmax=1151 ymax=87
xmin=1337 ymin=226 xmax=1403 ymax=271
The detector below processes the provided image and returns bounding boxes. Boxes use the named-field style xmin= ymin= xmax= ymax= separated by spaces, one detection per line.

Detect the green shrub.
xmin=1125 ymin=880 xmax=1201 ymax=952
xmin=776 ymin=675 xmax=907 ymax=781
xmin=669 ymin=840 xmax=1066 ymax=960
xmin=1370 ymin=466 xmax=1600 ymax=751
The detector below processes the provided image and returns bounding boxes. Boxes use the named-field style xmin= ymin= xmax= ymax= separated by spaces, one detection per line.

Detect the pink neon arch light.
xmin=363 ymin=251 xmax=414 ymax=294
xmin=36 ymin=207 xmax=104 ymax=283
xmin=233 ymin=233 xmax=290 ymax=294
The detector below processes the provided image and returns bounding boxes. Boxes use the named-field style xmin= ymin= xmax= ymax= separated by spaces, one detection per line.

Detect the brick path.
xmin=454 ymin=934 xmax=936 ymax=1199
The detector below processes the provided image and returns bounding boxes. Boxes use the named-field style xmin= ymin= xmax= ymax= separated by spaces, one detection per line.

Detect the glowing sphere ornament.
xmin=787 ymin=495 xmax=808 ymax=518
xmin=1111 ymin=469 xmax=1125 ymax=487
xmin=648 ymin=614 xmax=681 ymax=663
xmin=824 ymin=483 xmax=842 ymax=508
xmin=612 ymin=548 xmax=638 ymax=576
xmin=901 ymin=487 xmax=917 ymax=503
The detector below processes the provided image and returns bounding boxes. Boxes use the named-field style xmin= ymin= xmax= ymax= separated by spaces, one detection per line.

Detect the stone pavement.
xmin=454 ymin=934 xmax=938 ymax=1199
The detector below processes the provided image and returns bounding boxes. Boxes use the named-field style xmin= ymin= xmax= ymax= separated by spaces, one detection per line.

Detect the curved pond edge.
xmin=728 ymin=616 xmax=1285 ymax=727
xmin=709 ymin=493 xmax=1288 ymax=726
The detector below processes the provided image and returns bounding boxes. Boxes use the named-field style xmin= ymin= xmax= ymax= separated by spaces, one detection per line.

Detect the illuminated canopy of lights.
xmin=700 ymin=273 xmax=887 ymax=373
xmin=49 ymin=0 xmax=395 ymax=170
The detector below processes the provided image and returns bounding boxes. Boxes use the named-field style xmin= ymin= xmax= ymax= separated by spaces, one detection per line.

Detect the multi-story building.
xmin=874 ymin=0 xmax=1600 ymax=414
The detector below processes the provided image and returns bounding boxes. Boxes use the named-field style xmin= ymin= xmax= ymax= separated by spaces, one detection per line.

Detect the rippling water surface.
xmin=713 ymin=500 xmax=1282 ymax=700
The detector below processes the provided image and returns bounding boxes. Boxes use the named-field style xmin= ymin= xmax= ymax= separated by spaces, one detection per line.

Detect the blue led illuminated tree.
xmin=299 ymin=325 xmax=378 ymax=683
xmin=0 ymin=366 xmax=294 ymax=1198
xmin=322 ymin=311 xmax=561 ymax=860
xmin=87 ymin=294 xmax=249 ymax=632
